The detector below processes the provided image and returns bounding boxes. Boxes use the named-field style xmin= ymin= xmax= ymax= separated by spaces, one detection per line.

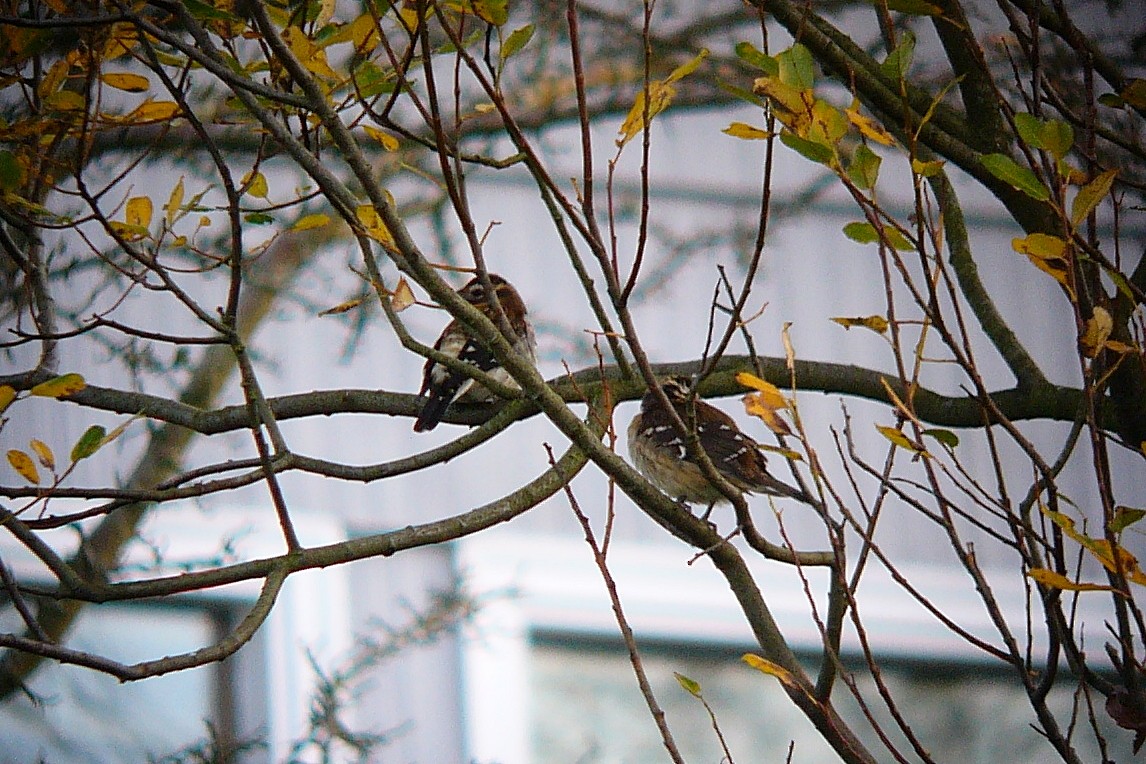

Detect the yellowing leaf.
xmin=1080 ymin=307 xmax=1113 ymax=358
xmin=293 ymin=213 xmax=332 ymax=231
xmin=617 ymin=49 xmax=708 ymax=148
xmin=126 ymin=195 xmax=153 ymax=229
xmin=876 ymin=424 xmax=928 ymax=456
xmin=723 ymin=122 xmax=771 ymax=140
xmin=845 ymin=99 xmax=895 ymax=146
xmin=0 ymin=385 xmax=16 ymax=414
xmin=1028 ymin=568 xmax=1118 ymax=593
xmin=165 ymin=177 xmax=185 ymax=226
xmin=101 ymin=71 xmax=150 ymax=92
xmin=29 ymin=439 xmax=55 ymax=470
xmin=70 ymin=425 xmax=107 ymax=462
xmin=500 ymin=24 xmax=535 ymax=62
xmin=319 ymin=298 xmax=364 ymax=316
xmin=471 ymin=0 xmax=509 ymax=26
xmin=7 ymin=449 xmax=40 ymax=485
xmin=674 ymin=672 xmax=702 ymax=697
xmin=831 ymin=315 xmax=889 ymax=334
xmin=842 ymin=221 xmax=915 ymax=251
xmin=30 ymin=373 xmax=86 ymax=398
xmin=281 ymin=27 xmax=340 ymax=82
xmin=847 ymin=144 xmax=882 ymax=190
xmin=363 ymin=125 xmax=399 ymax=151
xmin=911 ymin=157 xmax=946 ymax=177
xmin=1070 ymin=168 xmax=1117 ymax=228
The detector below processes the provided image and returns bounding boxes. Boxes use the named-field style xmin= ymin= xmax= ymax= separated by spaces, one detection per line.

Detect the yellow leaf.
xmin=0 ymin=385 xmax=16 ymax=414
xmin=355 ymin=204 xmax=396 ymax=248
xmin=1080 ymin=307 xmax=1113 ymax=358
xmin=363 ymin=125 xmax=399 ymax=151
xmin=753 ymin=75 xmax=813 ymax=133
xmin=743 ymin=393 xmax=792 ymax=436
xmin=1028 ymin=568 xmax=1118 ymax=593
xmin=125 ymin=100 xmax=181 ymax=123
xmin=390 ymin=276 xmax=416 ymax=312
xmin=30 ymin=373 xmax=86 ymax=398
xmin=281 ymin=27 xmax=340 ymax=82
xmin=1042 ymin=506 xmax=1146 ymax=586
xmin=244 ymin=170 xmax=269 ymax=199
xmin=100 ymin=71 xmax=150 ymax=93
xmin=1012 ymin=233 xmax=1075 ymax=299
xmin=126 ymin=195 xmax=152 ymax=230
xmin=876 ymin=424 xmax=928 ymax=456
xmin=29 ymin=439 xmax=55 ymax=470
xmin=735 ymin=372 xmax=788 ymax=408
xmin=165 ymin=176 xmax=184 ymax=226
xmin=742 ymin=654 xmax=800 ymax=690
xmin=292 ymin=213 xmax=332 ymax=231
xmin=617 ymin=49 xmax=708 ymax=148
xmin=845 ymin=98 xmax=896 ymax=146
xmin=723 ymin=122 xmax=771 ymax=140
xmin=1070 ymin=168 xmax=1117 ymax=228
xmin=831 ymin=315 xmax=889 ymax=334
xmin=7 ymin=449 xmax=40 ymax=484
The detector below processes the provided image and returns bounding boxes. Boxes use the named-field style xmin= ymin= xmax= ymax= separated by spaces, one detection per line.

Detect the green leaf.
xmin=1013 ymin=113 xmax=1044 ymax=149
xmin=923 ymin=428 xmax=959 ymax=448
xmin=880 ymin=31 xmax=916 ymax=80
xmin=842 ymin=221 xmax=915 ymax=250
xmin=780 ymin=131 xmax=833 ymax=165
xmin=70 ymin=425 xmax=107 ymax=462
xmin=777 ymin=43 xmax=815 ymax=90
xmin=674 ymin=672 xmax=702 ymax=697
xmin=1070 ymin=168 xmax=1117 ymax=228
xmin=0 ymin=150 xmax=25 ymax=192
xmin=847 ymin=144 xmax=882 ymax=190
xmin=500 ymin=24 xmax=534 ymax=62
xmin=244 ymin=212 xmax=275 ymax=225
xmin=717 ymin=81 xmax=768 ymax=109
xmin=734 ymin=41 xmax=777 ymax=74
xmin=1111 ymin=507 xmax=1146 ymax=534
xmin=882 ymin=0 xmax=942 ymax=14
xmin=980 ymin=153 xmax=1050 ymax=201
xmin=30 ymin=373 xmax=86 ymax=398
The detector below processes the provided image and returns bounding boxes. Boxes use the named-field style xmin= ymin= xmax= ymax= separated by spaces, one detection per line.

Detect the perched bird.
xmin=627 ymin=376 xmax=798 ymax=513
xmin=413 ymin=273 xmax=536 ymax=432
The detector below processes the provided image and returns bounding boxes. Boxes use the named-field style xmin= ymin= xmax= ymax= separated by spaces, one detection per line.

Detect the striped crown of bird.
xmin=627 ymin=375 xmax=798 ymax=511
xmin=413 ymin=273 xmax=537 ymax=432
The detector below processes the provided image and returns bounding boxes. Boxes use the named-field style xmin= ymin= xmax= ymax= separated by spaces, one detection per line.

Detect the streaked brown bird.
xmin=413 ymin=273 xmax=536 ymax=432
xmin=627 ymin=376 xmax=800 ymax=513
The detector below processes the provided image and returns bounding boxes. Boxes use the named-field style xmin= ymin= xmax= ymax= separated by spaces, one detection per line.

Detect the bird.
xmin=627 ymin=375 xmax=799 ymax=514
xmin=413 ymin=273 xmax=536 ymax=432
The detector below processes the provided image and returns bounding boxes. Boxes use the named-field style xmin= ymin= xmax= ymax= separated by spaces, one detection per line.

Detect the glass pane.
xmin=531 ymin=639 xmax=1135 ymax=763
xmin=0 ymin=602 xmax=218 ymax=763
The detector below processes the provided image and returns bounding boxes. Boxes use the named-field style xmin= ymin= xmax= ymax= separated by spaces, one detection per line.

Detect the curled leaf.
xmin=1028 ymin=567 xmax=1117 ymax=593
xmin=1080 ymin=307 xmax=1113 ymax=358
xmin=831 ymin=315 xmax=889 ymax=334
xmin=319 ymin=298 xmax=364 ymax=316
